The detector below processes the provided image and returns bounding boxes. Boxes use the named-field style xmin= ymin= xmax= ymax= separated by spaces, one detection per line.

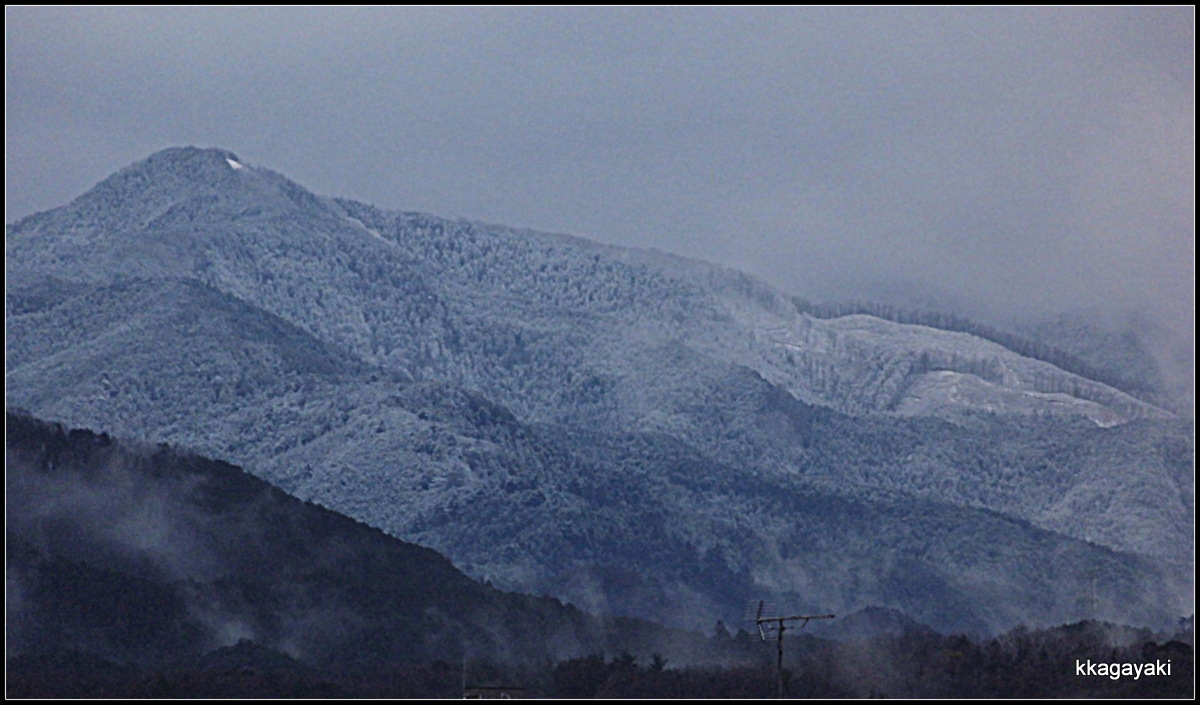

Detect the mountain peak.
xmin=53 ymin=145 xmax=252 ymax=221
xmin=5 ymin=146 xmax=333 ymax=286
xmin=140 ymin=145 xmax=244 ymax=170
xmin=99 ymin=145 xmax=248 ymax=194
xmin=7 ymin=146 xmax=330 ymax=238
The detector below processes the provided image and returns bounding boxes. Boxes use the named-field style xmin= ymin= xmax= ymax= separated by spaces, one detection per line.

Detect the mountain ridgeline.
xmin=789 ymin=298 xmax=1165 ymax=406
xmin=5 ymin=147 xmax=1193 ymax=635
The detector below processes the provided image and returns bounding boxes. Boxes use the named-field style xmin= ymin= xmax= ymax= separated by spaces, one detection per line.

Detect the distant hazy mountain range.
xmin=6 ymin=147 xmax=1192 ymax=633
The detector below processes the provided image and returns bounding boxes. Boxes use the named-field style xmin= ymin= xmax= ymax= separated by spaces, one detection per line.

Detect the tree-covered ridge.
xmin=5 ymin=147 xmax=1192 ymax=636
xmin=8 ymin=148 xmax=1168 ymax=426
xmin=5 ymin=411 xmax=695 ymax=670
xmin=5 ymin=278 xmax=1190 ymax=634
xmin=8 ymin=620 xmax=1194 ymax=698
xmin=792 ymin=296 xmax=1164 ymax=404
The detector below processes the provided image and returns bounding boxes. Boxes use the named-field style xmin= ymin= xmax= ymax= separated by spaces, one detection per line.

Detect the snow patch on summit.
xmin=226 ymin=158 xmax=244 ymax=170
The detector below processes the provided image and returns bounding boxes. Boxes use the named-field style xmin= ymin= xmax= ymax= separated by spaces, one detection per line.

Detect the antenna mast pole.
xmin=753 ymin=601 xmax=834 ymax=698
xmin=776 ymin=619 xmax=785 ymax=700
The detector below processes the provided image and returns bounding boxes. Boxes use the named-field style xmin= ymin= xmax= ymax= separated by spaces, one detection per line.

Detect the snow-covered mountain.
xmin=6 ymin=147 xmax=1192 ymax=632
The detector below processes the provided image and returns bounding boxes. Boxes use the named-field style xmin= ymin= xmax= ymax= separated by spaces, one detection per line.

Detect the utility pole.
xmin=1077 ymin=568 xmax=1099 ymax=622
xmin=752 ymin=600 xmax=834 ymax=699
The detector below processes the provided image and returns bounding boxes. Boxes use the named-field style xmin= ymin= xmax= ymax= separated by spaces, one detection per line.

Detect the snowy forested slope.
xmin=7 ymin=147 xmax=1192 ymax=632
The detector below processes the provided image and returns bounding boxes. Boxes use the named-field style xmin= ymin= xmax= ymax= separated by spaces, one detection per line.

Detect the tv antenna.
xmin=746 ymin=600 xmax=834 ymax=698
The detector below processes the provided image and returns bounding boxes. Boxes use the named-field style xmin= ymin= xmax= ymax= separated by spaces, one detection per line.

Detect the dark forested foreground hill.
xmin=4 ymin=413 xmax=1193 ymax=698
xmin=6 ymin=147 xmax=1193 ymax=635
xmin=5 ymin=412 xmax=699 ymax=670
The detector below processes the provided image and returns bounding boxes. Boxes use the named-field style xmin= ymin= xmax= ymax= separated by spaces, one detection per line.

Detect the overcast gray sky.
xmin=6 ymin=7 xmax=1194 ymax=330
